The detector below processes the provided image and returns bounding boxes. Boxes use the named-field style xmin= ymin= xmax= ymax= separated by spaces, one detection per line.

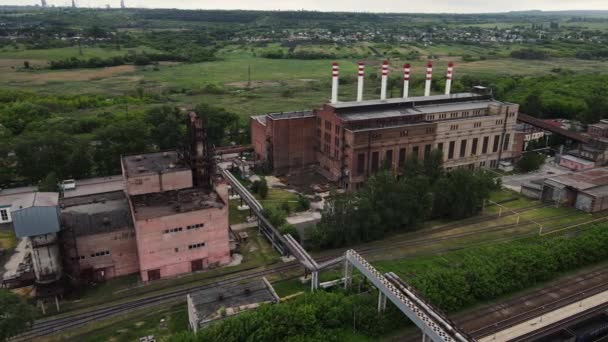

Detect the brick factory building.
xmin=251 ymin=61 xmax=519 ymax=190
xmin=3 ymin=112 xmax=232 ymax=286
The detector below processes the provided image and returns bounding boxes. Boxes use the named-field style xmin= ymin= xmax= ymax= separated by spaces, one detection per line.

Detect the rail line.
xmin=15 ymin=210 xmax=608 ymax=340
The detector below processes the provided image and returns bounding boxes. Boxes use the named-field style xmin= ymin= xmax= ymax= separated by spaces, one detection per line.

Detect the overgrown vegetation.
xmin=0 ymin=289 xmax=37 ymax=341
xmin=378 ymin=223 xmax=608 ymax=312
xmin=516 ymin=152 xmax=546 ymax=172
xmin=311 ymin=151 xmax=500 ymax=249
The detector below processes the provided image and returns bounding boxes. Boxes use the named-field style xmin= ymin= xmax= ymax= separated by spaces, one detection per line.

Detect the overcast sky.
xmin=1 ymin=0 xmax=607 ymax=13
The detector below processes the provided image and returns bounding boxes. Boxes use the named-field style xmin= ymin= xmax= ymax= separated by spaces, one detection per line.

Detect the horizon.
xmin=1 ymin=1 xmax=608 ymax=14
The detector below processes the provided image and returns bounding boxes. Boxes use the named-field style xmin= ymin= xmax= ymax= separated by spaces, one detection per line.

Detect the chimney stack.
xmin=424 ymin=61 xmax=433 ymax=97
xmin=380 ymin=60 xmax=389 ymax=101
xmin=445 ymin=62 xmax=454 ymax=95
xmin=331 ymin=62 xmax=339 ymax=104
xmin=403 ymin=63 xmax=411 ymax=99
xmin=357 ymin=62 xmax=365 ymax=102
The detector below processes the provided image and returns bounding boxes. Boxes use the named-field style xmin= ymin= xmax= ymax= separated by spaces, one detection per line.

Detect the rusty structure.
xmin=183 ymin=111 xmax=215 ymax=189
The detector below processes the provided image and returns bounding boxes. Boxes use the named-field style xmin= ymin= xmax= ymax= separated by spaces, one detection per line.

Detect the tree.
xmin=297 ymin=194 xmax=310 ymax=211
xmin=432 ymin=169 xmax=497 ymax=220
xmin=144 ymin=106 xmax=185 ymax=150
xmin=194 ymin=103 xmax=239 ymax=147
xmin=39 ymin=172 xmax=59 ymax=192
xmin=0 ymin=289 xmax=37 ymax=341
xmin=258 ymin=177 xmax=268 ymax=199
xmin=517 ymin=152 xmax=546 ymax=172
xmin=522 ymin=91 xmax=543 ymax=116
xmin=93 ymin=118 xmax=151 ymax=175
xmin=14 ymin=131 xmax=75 ymax=182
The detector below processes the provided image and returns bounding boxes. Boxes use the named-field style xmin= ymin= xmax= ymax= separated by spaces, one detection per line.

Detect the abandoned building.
xmin=2 ymin=112 xmax=232 ymax=287
xmin=541 ymin=167 xmax=608 ymax=213
xmin=252 ymin=62 xmax=519 ymax=190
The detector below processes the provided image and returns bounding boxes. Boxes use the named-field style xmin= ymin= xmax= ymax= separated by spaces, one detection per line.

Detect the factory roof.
xmin=122 ymin=150 xmax=190 ymax=178
xmin=251 ymin=115 xmax=267 ymax=126
xmin=188 ymin=278 xmax=279 ymax=328
xmin=60 ymin=191 xmax=133 ymax=237
xmin=267 ymin=110 xmax=314 ymax=120
xmin=547 ymin=167 xmax=608 ymax=190
xmin=580 ymin=184 xmax=608 ymax=198
xmin=62 ymin=175 xmax=124 ymax=198
xmin=329 ymin=92 xmax=492 ymax=110
xmin=130 ymin=187 xmax=224 ymax=220
xmin=0 ymin=186 xmax=37 ymax=207
xmin=339 ymin=101 xmax=496 ymax=122
xmin=560 ymin=154 xmax=595 ymax=166
xmin=11 ymin=192 xmax=59 ymax=212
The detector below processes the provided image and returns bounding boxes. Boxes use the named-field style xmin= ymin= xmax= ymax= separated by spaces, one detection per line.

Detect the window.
xmin=490 ymin=160 xmax=498 ymax=168
xmin=164 ymin=227 xmax=183 ymax=234
xmin=324 ymin=132 xmax=331 ymax=142
xmin=357 ymin=153 xmax=365 ymax=175
xmin=188 ymin=242 xmax=206 ymax=250
xmin=412 ymin=146 xmax=419 ymax=160
xmin=424 ymin=144 xmax=431 ymax=159
xmin=90 ymin=250 xmax=110 ymax=258
xmin=460 ymin=140 xmax=467 ymax=158
xmin=474 ymin=122 xmax=482 ymax=128
xmin=371 ymin=151 xmax=380 ymax=173
xmin=385 ymin=150 xmax=393 ymax=168
xmin=482 ymin=136 xmax=489 ymax=154
xmin=371 ymin=132 xmax=382 ymax=140
xmin=437 ymin=143 xmax=444 ymax=153
xmin=448 ymin=141 xmax=455 ymax=159
xmin=496 ymin=119 xmax=503 ymax=126
xmin=400 ymin=130 xmax=408 ymax=137
xmin=334 ymin=136 xmax=340 ymax=147
xmin=503 ymin=134 xmax=510 ymax=151
xmin=450 ymin=124 xmax=459 ymax=131
xmin=187 ymin=223 xmax=205 ymax=230
xmin=174 ymin=248 xmax=179 ymax=253
xmin=325 ymin=121 xmax=332 ymax=130
xmin=471 ymin=138 xmax=478 ymax=155
xmin=398 ymin=148 xmax=406 ymax=167
xmin=0 ymin=209 xmax=7 ymax=222
xmin=335 ymin=125 xmax=341 ymax=135
xmin=425 ymin=127 xmax=434 ymax=134
xmin=492 ymin=135 xmax=500 ymax=153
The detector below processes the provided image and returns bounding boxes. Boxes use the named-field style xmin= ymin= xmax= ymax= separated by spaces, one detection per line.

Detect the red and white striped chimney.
xmin=380 ymin=60 xmax=389 ymax=100
xmin=445 ymin=62 xmax=455 ymax=95
xmin=357 ymin=62 xmax=365 ymax=102
xmin=331 ymin=62 xmax=339 ymax=104
xmin=424 ymin=61 xmax=433 ymax=97
xmin=403 ymin=63 xmax=411 ymax=99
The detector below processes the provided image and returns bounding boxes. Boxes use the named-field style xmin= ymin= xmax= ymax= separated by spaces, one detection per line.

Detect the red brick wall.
xmin=76 ymin=228 xmax=139 ymax=279
xmin=268 ymin=116 xmax=317 ymax=174
xmin=251 ymin=117 xmax=268 ymax=161
xmin=513 ymin=132 xmax=526 ymax=159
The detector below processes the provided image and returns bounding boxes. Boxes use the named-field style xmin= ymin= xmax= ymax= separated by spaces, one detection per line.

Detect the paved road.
xmin=502 ymin=159 xmax=570 ymax=192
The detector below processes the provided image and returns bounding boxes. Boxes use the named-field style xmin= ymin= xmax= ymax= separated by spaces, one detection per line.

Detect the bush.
xmin=263 ymin=206 xmax=287 ymax=227
xmin=517 ymin=152 xmax=546 ymax=172
xmin=258 ymin=177 xmax=269 ymax=199
xmin=297 ymin=194 xmax=311 ymax=211
xmin=280 ymin=201 xmax=291 ymax=214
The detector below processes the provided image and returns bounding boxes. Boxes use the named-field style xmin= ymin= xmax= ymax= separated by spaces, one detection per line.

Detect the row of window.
xmin=355 ymin=133 xmax=512 ymax=174
xmin=0 ymin=209 xmax=8 ymax=222
xmin=429 ymin=110 xmax=485 ymax=121
xmin=188 ymin=242 xmax=206 ymax=250
xmin=91 ymin=250 xmax=110 ymax=258
xmin=164 ymin=223 xmax=205 ymax=235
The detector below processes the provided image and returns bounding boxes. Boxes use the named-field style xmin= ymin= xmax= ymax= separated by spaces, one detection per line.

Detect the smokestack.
xmin=356 ymin=62 xmax=365 ymax=102
xmin=445 ymin=62 xmax=454 ymax=95
xmin=380 ymin=60 xmax=389 ymax=101
xmin=331 ymin=62 xmax=339 ymax=104
xmin=403 ymin=63 xmax=411 ymax=99
xmin=424 ymin=61 xmax=433 ymax=97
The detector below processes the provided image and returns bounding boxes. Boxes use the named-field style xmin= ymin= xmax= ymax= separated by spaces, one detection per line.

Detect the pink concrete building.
xmin=61 ymin=191 xmax=140 ymax=281
xmin=122 ymin=151 xmax=231 ymax=281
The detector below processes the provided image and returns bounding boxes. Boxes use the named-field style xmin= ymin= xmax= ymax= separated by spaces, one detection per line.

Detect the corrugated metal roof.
xmin=11 ymin=192 xmax=58 ymax=211
xmin=548 ymin=167 xmax=608 ymax=190
xmin=329 ymin=92 xmax=484 ymax=109
xmin=339 ymin=101 xmax=494 ymax=122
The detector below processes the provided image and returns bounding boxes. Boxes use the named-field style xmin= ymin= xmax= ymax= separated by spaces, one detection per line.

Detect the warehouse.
xmin=541 ymin=167 xmax=608 ymax=213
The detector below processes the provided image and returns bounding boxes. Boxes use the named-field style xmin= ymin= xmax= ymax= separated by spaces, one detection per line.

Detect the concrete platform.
xmin=480 ymin=289 xmax=608 ymax=342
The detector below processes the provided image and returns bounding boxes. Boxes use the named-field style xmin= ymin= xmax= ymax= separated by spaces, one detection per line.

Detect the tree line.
xmin=0 ymin=91 xmax=244 ymax=188
xmin=311 ymin=151 xmax=500 ymax=249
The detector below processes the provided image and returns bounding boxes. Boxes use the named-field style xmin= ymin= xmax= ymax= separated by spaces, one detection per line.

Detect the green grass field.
xmin=0 ymin=45 xmax=162 ymax=60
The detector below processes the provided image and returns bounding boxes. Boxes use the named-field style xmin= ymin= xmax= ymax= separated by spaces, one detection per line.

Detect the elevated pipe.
xmin=424 ymin=61 xmax=433 ymax=97
xmin=380 ymin=60 xmax=389 ymax=100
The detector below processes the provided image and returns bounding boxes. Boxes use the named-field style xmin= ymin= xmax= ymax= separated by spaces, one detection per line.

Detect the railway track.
xmin=15 ymin=208 xmax=608 ymax=340
xmin=456 ymin=267 xmax=608 ymax=339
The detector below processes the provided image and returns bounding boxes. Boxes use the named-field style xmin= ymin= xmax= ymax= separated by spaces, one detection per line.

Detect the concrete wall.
xmin=76 ymin=228 xmax=139 ymax=279
xmin=575 ymin=193 xmax=594 ymax=213
xmin=134 ymin=199 xmax=231 ymax=282
xmin=559 ymin=158 xmax=595 ymax=171
xmin=124 ymin=170 xmax=193 ymax=196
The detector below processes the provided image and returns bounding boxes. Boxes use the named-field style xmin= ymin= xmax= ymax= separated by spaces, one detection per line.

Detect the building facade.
xmin=252 ymin=90 xmax=519 ymax=190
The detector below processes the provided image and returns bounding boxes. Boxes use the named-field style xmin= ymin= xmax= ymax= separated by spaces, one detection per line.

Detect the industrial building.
xmin=2 ymin=111 xmax=232 ymax=291
xmin=252 ymin=61 xmax=519 ymax=190
xmin=541 ymin=167 xmax=608 ymax=213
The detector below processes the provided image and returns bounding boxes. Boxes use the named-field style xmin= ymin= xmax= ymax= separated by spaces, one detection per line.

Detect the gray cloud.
xmin=1 ymin=0 xmax=606 ymax=12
